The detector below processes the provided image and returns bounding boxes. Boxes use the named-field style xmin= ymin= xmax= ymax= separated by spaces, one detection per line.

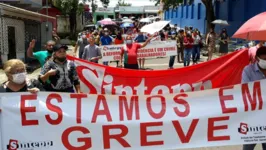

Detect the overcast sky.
xmin=83 ymin=0 xmax=156 ymax=7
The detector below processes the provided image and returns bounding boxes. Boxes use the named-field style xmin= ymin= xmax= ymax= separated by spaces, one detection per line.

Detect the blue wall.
xmin=165 ymin=0 xmax=266 ymax=36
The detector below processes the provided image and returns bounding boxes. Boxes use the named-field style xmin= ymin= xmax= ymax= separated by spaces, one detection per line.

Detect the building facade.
xmin=94 ymin=6 xmax=159 ymax=22
xmin=164 ymin=0 xmax=266 ymax=36
xmin=0 ymin=3 xmax=54 ymax=64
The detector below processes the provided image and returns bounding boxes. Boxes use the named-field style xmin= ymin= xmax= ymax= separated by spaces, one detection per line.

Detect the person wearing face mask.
xmin=82 ymin=36 xmax=102 ymax=63
xmin=134 ymin=29 xmax=149 ymax=69
xmin=219 ymin=28 xmax=229 ymax=56
xmin=206 ymin=28 xmax=216 ymax=61
xmin=120 ymin=35 xmax=154 ymax=70
xmin=100 ymin=28 xmax=113 ymax=66
xmin=168 ymin=31 xmax=177 ymax=69
xmin=0 ymin=59 xmax=42 ymax=93
xmin=241 ymin=46 xmax=266 ymax=150
xmin=27 ymin=39 xmax=55 ymax=67
xmin=39 ymin=44 xmax=81 ymax=93
xmin=249 ymin=41 xmax=265 ymax=64
xmin=73 ymin=31 xmax=89 ymax=59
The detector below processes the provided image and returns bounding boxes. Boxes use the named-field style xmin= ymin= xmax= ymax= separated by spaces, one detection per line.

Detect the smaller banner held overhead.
xmin=101 ymin=40 xmax=177 ymax=61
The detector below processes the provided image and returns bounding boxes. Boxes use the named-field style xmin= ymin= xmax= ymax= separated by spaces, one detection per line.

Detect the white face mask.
xmin=258 ymin=58 xmax=266 ymax=69
xmin=12 ymin=72 xmax=26 ymax=84
xmin=126 ymin=40 xmax=132 ymax=45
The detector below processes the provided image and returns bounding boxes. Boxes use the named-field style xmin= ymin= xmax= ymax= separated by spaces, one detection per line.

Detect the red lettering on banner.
xmin=219 ymin=86 xmax=237 ymax=114
xmin=241 ymin=82 xmax=263 ymax=111
xmin=20 ymin=95 xmax=38 ymax=126
xmin=103 ymin=124 xmax=131 ymax=149
xmin=146 ymin=95 xmax=166 ymax=119
xmin=172 ymin=119 xmax=199 ymax=143
xmin=45 ymin=93 xmax=63 ymax=125
xmin=62 ymin=126 xmax=91 ymax=149
xmin=173 ymin=93 xmax=190 ymax=117
xmin=119 ymin=96 xmax=140 ymax=121
xmin=140 ymin=122 xmax=164 ymax=146
xmin=70 ymin=94 xmax=88 ymax=124
xmin=91 ymin=95 xmax=112 ymax=123
xmin=208 ymin=116 xmax=230 ymax=141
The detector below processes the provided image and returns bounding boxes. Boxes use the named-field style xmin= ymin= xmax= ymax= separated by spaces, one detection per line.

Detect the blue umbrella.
xmin=120 ymin=23 xmax=134 ymax=28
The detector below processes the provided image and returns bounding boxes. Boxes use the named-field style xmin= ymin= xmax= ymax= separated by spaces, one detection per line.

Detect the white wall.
xmin=57 ymin=15 xmax=84 ymax=34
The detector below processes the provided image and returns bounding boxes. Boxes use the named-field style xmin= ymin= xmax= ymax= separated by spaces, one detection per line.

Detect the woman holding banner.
xmin=119 ymin=35 xmax=154 ymax=70
xmin=183 ymin=32 xmax=194 ymax=67
xmin=0 ymin=59 xmax=42 ymax=93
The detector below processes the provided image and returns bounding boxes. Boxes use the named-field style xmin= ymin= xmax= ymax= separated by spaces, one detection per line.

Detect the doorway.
xmin=8 ymin=26 xmax=16 ymax=60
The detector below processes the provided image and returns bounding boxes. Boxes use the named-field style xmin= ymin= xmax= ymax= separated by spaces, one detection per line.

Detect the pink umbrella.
xmin=232 ymin=12 xmax=266 ymax=40
xmin=98 ymin=18 xmax=116 ymax=25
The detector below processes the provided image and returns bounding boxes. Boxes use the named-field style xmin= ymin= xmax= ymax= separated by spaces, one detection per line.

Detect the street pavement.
xmin=0 ymin=47 xmax=262 ymax=150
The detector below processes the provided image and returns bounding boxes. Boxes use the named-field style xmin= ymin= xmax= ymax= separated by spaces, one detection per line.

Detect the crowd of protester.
xmin=1 ymin=16 xmax=266 ymax=150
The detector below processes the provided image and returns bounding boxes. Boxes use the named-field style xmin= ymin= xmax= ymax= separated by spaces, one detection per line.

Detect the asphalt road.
xmin=0 ymin=47 xmax=262 ymax=150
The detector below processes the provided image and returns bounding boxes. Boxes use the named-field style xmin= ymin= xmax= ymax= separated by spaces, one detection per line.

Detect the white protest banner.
xmin=101 ymin=40 xmax=177 ymax=61
xmin=1 ymin=80 xmax=266 ymax=150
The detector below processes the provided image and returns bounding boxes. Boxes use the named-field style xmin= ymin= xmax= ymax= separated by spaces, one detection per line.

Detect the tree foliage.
xmin=100 ymin=0 xmax=110 ymax=8
xmin=117 ymin=0 xmax=132 ymax=6
xmin=52 ymin=0 xmax=92 ymax=38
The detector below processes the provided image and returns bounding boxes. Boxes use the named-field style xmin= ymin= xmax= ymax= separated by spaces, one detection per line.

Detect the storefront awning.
xmin=145 ymin=10 xmax=159 ymax=13
xmin=0 ymin=3 xmax=55 ymax=21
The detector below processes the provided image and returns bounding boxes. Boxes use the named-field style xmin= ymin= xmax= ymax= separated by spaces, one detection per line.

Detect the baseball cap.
xmin=104 ymin=28 xmax=108 ymax=31
xmin=53 ymin=44 xmax=68 ymax=52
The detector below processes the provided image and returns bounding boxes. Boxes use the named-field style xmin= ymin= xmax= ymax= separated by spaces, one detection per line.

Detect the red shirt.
xmin=121 ymin=43 xmax=141 ymax=64
xmin=184 ymin=37 xmax=194 ymax=49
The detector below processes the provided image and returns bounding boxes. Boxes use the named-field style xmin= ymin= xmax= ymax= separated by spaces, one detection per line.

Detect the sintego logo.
xmin=7 ymin=139 xmax=53 ymax=150
xmin=238 ymin=122 xmax=266 ymax=135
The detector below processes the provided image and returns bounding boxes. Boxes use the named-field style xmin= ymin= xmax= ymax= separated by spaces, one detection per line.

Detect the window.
xmin=191 ymin=4 xmax=194 ymax=19
xmin=186 ymin=5 xmax=189 ymax=18
xmin=176 ymin=7 xmax=178 ymax=17
xmin=228 ymin=0 xmax=233 ymax=21
xmin=172 ymin=9 xmax=175 ymax=18
xmin=197 ymin=3 xmax=201 ymax=19
xmin=181 ymin=5 xmax=184 ymax=18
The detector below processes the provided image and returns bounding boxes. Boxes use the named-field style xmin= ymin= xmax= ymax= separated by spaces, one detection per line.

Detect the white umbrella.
xmin=140 ymin=18 xmax=152 ymax=23
xmin=122 ymin=18 xmax=133 ymax=23
xmin=141 ymin=21 xmax=170 ymax=35
xmin=212 ymin=19 xmax=229 ymax=26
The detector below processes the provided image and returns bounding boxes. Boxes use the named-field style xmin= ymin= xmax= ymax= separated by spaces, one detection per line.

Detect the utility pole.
xmin=46 ymin=0 xmax=49 ymax=42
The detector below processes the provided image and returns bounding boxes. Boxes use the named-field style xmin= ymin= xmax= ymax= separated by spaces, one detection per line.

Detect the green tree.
xmin=153 ymin=0 xmax=216 ymax=33
xmin=90 ymin=0 xmax=98 ymax=13
xmin=53 ymin=0 xmax=89 ymax=38
xmin=53 ymin=0 xmax=98 ymax=38
xmin=117 ymin=0 xmax=132 ymax=6
xmin=100 ymin=0 xmax=110 ymax=8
